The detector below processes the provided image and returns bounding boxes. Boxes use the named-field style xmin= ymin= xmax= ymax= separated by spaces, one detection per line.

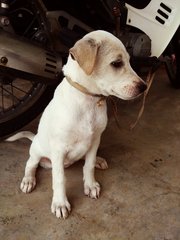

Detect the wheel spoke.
xmin=10 ymin=83 xmax=15 ymax=107
xmin=0 ymin=84 xmax=5 ymax=113
xmin=11 ymin=83 xmax=30 ymax=95
xmin=0 ymin=77 xmax=45 ymax=120
xmin=1 ymin=85 xmax=21 ymax=102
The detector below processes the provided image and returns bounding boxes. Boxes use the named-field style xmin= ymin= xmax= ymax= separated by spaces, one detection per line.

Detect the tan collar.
xmin=65 ymin=76 xmax=107 ymax=106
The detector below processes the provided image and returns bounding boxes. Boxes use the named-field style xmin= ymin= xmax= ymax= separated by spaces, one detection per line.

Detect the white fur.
xmin=8 ymin=30 xmax=146 ymax=219
xmin=6 ymin=131 xmax=35 ymax=141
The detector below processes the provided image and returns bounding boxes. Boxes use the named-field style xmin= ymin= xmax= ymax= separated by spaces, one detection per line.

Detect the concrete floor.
xmin=0 ymin=66 xmax=180 ymax=240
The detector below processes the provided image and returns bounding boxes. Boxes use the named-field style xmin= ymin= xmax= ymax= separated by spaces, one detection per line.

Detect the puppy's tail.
xmin=6 ymin=131 xmax=35 ymax=142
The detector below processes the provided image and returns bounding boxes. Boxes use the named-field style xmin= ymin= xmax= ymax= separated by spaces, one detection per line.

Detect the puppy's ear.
xmin=69 ymin=38 xmax=99 ymax=75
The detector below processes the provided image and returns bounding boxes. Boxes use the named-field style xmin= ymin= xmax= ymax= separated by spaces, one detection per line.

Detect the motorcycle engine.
xmin=120 ymin=33 xmax=151 ymax=57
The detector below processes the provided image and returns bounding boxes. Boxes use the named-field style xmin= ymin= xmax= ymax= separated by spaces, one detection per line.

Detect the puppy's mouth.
xmin=111 ymin=84 xmax=147 ymax=100
xmin=111 ymin=91 xmax=141 ymax=100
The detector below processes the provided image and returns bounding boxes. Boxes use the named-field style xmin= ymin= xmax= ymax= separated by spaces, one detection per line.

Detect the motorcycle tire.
xmin=164 ymin=27 xmax=180 ymax=88
xmin=164 ymin=53 xmax=180 ymax=89
xmin=0 ymin=81 xmax=56 ymax=139
xmin=0 ymin=0 xmax=60 ymax=139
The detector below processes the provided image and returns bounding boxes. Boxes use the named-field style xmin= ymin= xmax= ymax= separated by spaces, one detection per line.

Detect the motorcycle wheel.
xmin=164 ymin=27 xmax=180 ymax=88
xmin=164 ymin=53 xmax=180 ymax=89
xmin=0 ymin=77 xmax=56 ymax=139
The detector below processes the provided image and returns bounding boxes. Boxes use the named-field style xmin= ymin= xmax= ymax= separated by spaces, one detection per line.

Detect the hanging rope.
xmin=130 ymin=69 xmax=156 ymax=129
xmin=130 ymin=60 xmax=162 ymax=129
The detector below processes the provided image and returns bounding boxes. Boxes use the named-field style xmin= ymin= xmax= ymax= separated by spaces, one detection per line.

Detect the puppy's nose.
xmin=138 ymin=82 xmax=147 ymax=92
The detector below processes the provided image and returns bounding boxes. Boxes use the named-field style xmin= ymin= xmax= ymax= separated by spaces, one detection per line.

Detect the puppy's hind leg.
xmin=39 ymin=158 xmax=75 ymax=169
xmin=95 ymin=156 xmax=108 ymax=170
xmin=39 ymin=158 xmax=52 ymax=169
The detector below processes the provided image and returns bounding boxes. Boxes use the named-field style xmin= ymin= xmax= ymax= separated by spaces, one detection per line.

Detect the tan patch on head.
xmin=69 ymin=38 xmax=99 ymax=75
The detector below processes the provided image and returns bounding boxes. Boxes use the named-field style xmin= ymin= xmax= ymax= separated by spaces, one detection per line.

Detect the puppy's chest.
xmin=67 ymin=109 xmax=106 ymax=160
xmin=69 ymin=107 xmax=107 ymax=145
xmin=76 ymin=107 xmax=107 ymax=134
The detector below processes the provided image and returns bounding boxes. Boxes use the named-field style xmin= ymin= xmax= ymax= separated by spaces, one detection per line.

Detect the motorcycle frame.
xmin=0 ymin=0 xmax=179 ymax=84
xmin=126 ymin=0 xmax=180 ymax=57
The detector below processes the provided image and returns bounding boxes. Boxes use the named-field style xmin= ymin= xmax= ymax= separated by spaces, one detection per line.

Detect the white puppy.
xmin=7 ymin=30 xmax=147 ymax=219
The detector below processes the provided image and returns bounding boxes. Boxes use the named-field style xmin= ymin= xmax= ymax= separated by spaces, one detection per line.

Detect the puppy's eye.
xmin=111 ymin=60 xmax=124 ymax=69
xmin=70 ymin=53 xmax=75 ymax=60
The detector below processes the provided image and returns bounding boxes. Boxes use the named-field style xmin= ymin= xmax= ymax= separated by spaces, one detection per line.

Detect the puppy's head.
xmin=65 ymin=30 xmax=147 ymax=100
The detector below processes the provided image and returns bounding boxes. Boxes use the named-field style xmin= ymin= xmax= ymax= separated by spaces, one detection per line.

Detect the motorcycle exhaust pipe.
xmin=0 ymin=29 xmax=63 ymax=84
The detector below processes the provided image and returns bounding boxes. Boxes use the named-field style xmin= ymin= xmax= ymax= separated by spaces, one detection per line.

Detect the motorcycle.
xmin=0 ymin=0 xmax=179 ymax=138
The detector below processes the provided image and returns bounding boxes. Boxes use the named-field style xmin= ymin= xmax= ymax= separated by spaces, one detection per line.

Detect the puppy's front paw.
xmin=84 ymin=181 xmax=100 ymax=199
xmin=95 ymin=157 xmax=108 ymax=170
xmin=51 ymin=198 xmax=71 ymax=219
xmin=20 ymin=176 xmax=36 ymax=193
